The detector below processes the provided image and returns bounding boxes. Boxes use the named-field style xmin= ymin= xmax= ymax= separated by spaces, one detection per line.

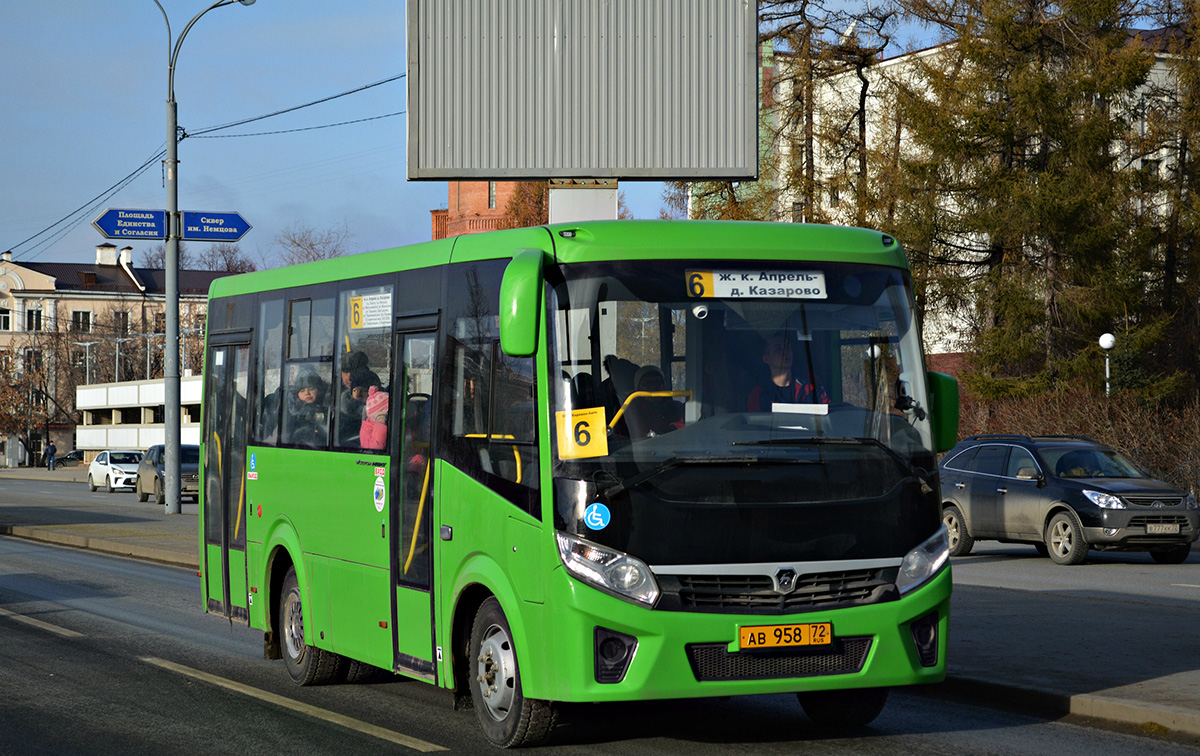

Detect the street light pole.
xmin=72 ymin=341 xmax=99 ymax=385
xmin=154 ymin=0 xmax=256 ymax=514
xmin=113 ymin=336 xmax=136 ymax=382
xmin=1099 ymin=333 xmax=1116 ymax=396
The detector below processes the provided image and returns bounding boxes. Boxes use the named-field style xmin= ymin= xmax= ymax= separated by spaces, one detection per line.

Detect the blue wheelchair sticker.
xmin=584 ymin=502 xmax=611 ymax=531
xmin=249 ymin=453 xmax=256 ymax=472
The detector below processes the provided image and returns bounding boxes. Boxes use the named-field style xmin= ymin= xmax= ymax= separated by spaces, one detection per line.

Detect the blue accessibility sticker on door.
xmin=584 ymin=502 xmax=611 ymax=531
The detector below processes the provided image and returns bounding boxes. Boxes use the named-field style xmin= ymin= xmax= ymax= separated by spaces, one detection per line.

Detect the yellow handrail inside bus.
xmin=608 ymin=390 xmax=692 ymax=430
xmin=464 ymin=433 xmax=523 ymax=484
xmin=235 ymin=471 xmax=246 ymax=541
xmin=403 ymin=458 xmax=432 ymax=576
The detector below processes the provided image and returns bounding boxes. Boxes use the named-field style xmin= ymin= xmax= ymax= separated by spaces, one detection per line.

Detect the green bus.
xmin=199 ymin=220 xmax=959 ymax=747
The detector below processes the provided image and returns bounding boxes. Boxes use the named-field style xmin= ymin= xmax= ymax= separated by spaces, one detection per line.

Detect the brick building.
xmin=430 ymin=181 xmax=520 ymax=240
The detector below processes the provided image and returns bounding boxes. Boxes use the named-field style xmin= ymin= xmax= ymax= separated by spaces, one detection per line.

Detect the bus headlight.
xmin=556 ymin=532 xmax=660 ymax=606
xmin=896 ymin=526 xmax=950 ymax=595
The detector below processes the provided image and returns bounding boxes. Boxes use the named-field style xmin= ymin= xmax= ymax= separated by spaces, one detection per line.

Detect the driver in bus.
xmin=747 ymin=333 xmax=830 ymax=411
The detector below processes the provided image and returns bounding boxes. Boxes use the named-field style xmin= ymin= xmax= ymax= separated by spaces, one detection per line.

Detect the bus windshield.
xmin=548 ymin=258 xmax=940 ymax=565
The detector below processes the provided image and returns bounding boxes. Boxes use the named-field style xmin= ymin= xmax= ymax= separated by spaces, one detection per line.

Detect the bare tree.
xmin=273 ymin=221 xmax=355 ymax=265
xmin=140 ymin=242 xmax=194 ymax=270
xmin=199 ymin=242 xmax=257 ymax=273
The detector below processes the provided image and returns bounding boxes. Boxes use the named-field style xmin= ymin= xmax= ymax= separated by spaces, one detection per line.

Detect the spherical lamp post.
xmin=1099 ymin=333 xmax=1116 ymax=396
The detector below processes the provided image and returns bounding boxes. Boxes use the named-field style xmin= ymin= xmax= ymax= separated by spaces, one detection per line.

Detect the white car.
xmin=88 ymin=450 xmax=143 ymax=493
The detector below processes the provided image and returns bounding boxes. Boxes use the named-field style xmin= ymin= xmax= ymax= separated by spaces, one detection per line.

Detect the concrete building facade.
xmin=0 ymin=244 xmax=229 ymax=466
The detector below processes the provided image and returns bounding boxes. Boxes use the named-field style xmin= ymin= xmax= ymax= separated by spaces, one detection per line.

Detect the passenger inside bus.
xmin=360 ymin=385 xmax=389 ymax=451
xmin=336 ymin=351 xmax=370 ymax=445
xmin=747 ymin=333 xmax=830 ymax=411
xmin=285 ymin=370 xmax=329 ymax=447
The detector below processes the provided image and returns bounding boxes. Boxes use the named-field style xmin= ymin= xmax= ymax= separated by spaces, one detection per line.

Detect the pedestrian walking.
xmin=46 ymin=441 xmax=56 ymax=471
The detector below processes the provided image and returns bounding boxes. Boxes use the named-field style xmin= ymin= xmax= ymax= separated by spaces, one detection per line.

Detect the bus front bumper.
xmin=525 ymin=565 xmax=951 ymax=703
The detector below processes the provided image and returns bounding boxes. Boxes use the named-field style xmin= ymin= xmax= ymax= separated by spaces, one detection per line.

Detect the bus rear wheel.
xmin=280 ymin=567 xmax=343 ymax=685
xmin=469 ymin=597 xmax=557 ymax=748
xmin=797 ymin=687 xmax=889 ymax=728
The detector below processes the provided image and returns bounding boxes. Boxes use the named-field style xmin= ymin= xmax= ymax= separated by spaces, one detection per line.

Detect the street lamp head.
xmin=1099 ymin=333 xmax=1116 ymax=351
xmin=238 ymin=0 xmax=255 ymax=4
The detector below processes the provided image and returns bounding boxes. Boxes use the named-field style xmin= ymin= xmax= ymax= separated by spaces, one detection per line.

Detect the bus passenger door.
xmin=391 ymin=329 xmax=437 ymax=680
xmin=202 ymin=342 xmax=251 ymax=622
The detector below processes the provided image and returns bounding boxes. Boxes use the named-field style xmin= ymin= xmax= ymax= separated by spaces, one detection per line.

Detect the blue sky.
xmin=1 ymin=1 xmax=670 ymax=268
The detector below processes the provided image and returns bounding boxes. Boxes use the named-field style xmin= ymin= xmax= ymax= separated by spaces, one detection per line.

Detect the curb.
xmin=0 ymin=524 xmax=198 ymax=570
xmin=935 ymin=674 xmax=1200 ymax=739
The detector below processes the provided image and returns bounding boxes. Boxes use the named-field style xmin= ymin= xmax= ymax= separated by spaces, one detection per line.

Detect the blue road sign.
xmin=92 ymin=208 xmax=167 ymax=240
xmin=181 ymin=211 xmax=251 ymax=242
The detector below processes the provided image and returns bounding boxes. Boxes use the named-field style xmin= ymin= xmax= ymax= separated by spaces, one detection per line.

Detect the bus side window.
xmin=253 ymin=298 xmax=285 ymax=446
xmin=491 ymin=348 xmax=536 ymax=485
xmin=445 ymin=260 xmax=539 ymax=514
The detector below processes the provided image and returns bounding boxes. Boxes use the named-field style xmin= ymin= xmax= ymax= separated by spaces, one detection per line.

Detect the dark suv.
xmin=939 ymin=435 xmax=1198 ymax=565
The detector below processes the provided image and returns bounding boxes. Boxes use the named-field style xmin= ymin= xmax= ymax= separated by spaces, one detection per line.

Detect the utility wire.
xmin=8 ymin=73 xmax=406 ymax=261
xmin=10 ymin=148 xmax=167 ymax=258
xmin=192 ymin=110 xmax=404 ymax=139
xmin=187 ymin=73 xmax=404 ymax=138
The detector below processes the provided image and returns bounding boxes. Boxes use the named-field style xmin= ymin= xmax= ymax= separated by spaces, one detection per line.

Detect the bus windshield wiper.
xmin=602 ymin=455 xmax=767 ymax=499
xmin=733 ymin=436 xmax=933 ymax=491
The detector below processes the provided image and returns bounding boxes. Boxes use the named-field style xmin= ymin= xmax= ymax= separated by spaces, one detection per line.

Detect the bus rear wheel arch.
xmin=468 ymin=596 xmax=557 ymax=747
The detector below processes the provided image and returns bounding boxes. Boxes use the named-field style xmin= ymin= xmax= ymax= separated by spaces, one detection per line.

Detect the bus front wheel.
xmin=280 ymin=567 xmax=343 ymax=685
xmin=797 ymin=687 xmax=889 ymax=728
xmin=469 ymin=597 xmax=557 ymax=748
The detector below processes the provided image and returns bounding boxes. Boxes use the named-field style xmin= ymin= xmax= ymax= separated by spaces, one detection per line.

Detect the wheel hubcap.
xmin=283 ymin=590 xmax=305 ymax=660
xmin=475 ymin=623 xmax=516 ymax=721
xmin=943 ymin=514 xmax=960 ymax=548
xmin=1051 ymin=521 xmax=1073 ymax=556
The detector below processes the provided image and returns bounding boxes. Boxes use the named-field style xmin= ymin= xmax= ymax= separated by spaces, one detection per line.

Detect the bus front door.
xmin=202 ymin=342 xmax=251 ymax=622
xmin=391 ymin=331 xmax=437 ymax=681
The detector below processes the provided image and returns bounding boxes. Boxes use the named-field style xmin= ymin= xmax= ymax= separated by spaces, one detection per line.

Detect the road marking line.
xmin=0 ymin=606 xmax=85 ymax=638
xmin=140 ymin=657 xmax=447 ymax=752
xmin=1170 ymin=584 xmax=1200 ymax=589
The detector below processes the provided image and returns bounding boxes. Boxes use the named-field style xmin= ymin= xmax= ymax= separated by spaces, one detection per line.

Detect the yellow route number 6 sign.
xmin=556 ymin=407 xmax=608 ymax=459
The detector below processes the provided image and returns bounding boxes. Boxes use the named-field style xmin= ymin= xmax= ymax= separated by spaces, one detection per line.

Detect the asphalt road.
xmin=3 ymin=502 xmax=1200 ymax=753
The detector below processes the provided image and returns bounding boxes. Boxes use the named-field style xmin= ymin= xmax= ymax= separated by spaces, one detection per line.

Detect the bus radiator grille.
xmin=685 ymin=638 xmax=872 ymax=681
xmin=657 ymin=569 xmax=898 ymax=615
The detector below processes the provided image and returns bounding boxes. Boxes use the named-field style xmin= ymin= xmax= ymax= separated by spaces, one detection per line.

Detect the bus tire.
xmin=280 ymin=567 xmax=342 ymax=685
xmin=469 ymin=596 xmax=557 ymax=748
xmin=797 ymin=687 xmax=889 ymax=728
xmin=341 ymin=659 xmax=389 ymax=684
xmin=942 ymin=505 xmax=974 ymax=557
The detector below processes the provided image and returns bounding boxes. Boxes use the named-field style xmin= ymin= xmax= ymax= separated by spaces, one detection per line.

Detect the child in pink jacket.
xmin=360 ymin=386 xmax=389 ymax=451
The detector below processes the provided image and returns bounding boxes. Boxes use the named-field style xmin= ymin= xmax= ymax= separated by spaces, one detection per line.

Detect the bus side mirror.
xmin=926 ymin=371 xmax=960 ymax=453
xmin=500 ymin=249 xmax=545 ymax=357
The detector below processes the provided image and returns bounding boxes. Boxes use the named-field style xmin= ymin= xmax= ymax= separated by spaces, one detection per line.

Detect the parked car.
xmin=136 ymin=444 xmax=200 ymax=504
xmin=87 ymin=450 xmax=144 ymax=493
xmin=940 ymin=434 xmax=1199 ymax=565
xmin=55 ymin=449 xmax=85 ymax=467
